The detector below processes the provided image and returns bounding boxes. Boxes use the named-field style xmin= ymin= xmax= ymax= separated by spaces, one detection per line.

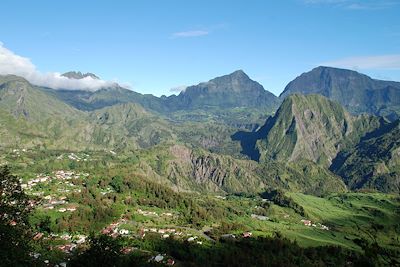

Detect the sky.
xmin=0 ymin=0 xmax=400 ymax=96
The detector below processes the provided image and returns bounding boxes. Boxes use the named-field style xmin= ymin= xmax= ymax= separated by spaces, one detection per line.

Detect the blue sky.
xmin=1 ymin=0 xmax=400 ymax=96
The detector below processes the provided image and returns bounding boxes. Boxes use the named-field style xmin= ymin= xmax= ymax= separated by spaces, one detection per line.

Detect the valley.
xmin=1 ymin=67 xmax=400 ymax=266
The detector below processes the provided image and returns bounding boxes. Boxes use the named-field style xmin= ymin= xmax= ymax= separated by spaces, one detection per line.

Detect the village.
xmin=5 ymin=156 xmax=334 ymax=267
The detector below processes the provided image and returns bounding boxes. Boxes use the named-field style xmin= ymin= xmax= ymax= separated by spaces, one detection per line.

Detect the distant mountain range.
xmin=55 ymin=70 xmax=280 ymax=112
xmin=281 ymin=66 xmax=400 ymax=119
xmin=54 ymin=66 xmax=400 ymax=121
xmin=1 ymin=66 xmax=400 ymax=193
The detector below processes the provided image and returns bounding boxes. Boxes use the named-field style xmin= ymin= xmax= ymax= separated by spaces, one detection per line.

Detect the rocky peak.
xmin=62 ymin=71 xmax=100 ymax=80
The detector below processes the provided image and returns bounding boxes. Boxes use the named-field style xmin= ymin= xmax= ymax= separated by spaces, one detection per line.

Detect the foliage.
xmin=0 ymin=166 xmax=33 ymax=266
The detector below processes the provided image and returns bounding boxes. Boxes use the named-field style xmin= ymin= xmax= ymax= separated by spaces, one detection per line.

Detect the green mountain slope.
xmin=331 ymin=120 xmax=400 ymax=193
xmin=126 ymin=144 xmax=347 ymax=196
xmin=280 ymin=66 xmax=400 ymax=118
xmin=88 ymin=103 xmax=176 ymax=149
xmin=0 ymin=75 xmax=82 ymax=121
xmin=0 ymin=76 xmax=176 ymax=151
xmin=233 ymin=94 xmax=382 ymax=166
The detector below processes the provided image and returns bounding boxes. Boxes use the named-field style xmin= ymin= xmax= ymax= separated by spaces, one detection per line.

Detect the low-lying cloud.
xmin=0 ymin=42 xmax=115 ymax=91
xmin=322 ymin=54 xmax=400 ymax=70
xmin=169 ymin=85 xmax=187 ymax=93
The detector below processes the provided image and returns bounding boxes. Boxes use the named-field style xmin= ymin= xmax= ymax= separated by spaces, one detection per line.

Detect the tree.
xmin=70 ymin=234 xmax=123 ymax=267
xmin=0 ymin=166 xmax=33 ymax=266
xmin=110 ymin=175 xmax=124 ymax=193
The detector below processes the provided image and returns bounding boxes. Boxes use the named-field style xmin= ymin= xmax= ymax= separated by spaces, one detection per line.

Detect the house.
xmin=33 ymin=233 xmax=44 ymax=240
xmin=251 ymin=214 xmax=269 ymax=221
xmin=75 ymin=235 xmax=86 ymax=244
xmin=321 ymin=225 xmax=330 ymax=231
xmin=121 ymin=247 xmax=134 ymax=254
xmin=60 ymin=234 xmax=71 ymax=240
xmin=102 ymin=228 xmax=112 ymax=235
xmin=242 ymin=232 xmax=252 ymax=238
xmin=119 ymin=229 xmax=129 ymax=235
xmin=154 ymin=254 xmax=164 ymax=262
xmin=301 ymin=219 xmax=312 ymax=226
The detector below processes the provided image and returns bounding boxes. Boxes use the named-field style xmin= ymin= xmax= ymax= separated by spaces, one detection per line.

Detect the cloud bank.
xmin=172 ymin=30 xmax=209 ymax=38
xmin=322 ymin=55 xmax=400 ymax=70
xmin=0 ymin=43 xmax=115 ymax=91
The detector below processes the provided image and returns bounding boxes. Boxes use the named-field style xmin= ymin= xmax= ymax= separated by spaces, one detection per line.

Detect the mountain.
xmin=88 ymin=103 xmax=176 ymax=149
xmin=233 ymin=94 xmax=383 ymax=166
xmin=167 ymin=70 xmax=280 ymax=111
xmin=280 ymin=66 xmax=400 ymax=118
xmin=130 ymin=144 xmax=347 ymax=196
xmin=0 ymin=75 xmax=82 ymax=121
xmin=331 ymin=120 xmax=400 ymax=193
xmin=50 ymin=70 xmax=280 ymax=125
xmin=62 ymin=71 xmax=100 ymax=80
xmin=0 ymin=75 xmax=176 ymax=150
xmin=46 ymin=86 xmax=163 ymax=112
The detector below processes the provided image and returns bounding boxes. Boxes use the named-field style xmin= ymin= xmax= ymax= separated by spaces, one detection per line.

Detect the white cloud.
xmin=172 ymin=30 xmax=209 ymax=38
xmin=0 ymin=42 xmax=116 ymax=91
xmin=321 ymin=55 xmax=400 ymax=70
xmin=303 ymin=0 xmax=398 ymax=9
xmin=169 ymin=85 xmax=187 ymax=93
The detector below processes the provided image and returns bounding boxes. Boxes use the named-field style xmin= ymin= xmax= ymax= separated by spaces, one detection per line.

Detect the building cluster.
xmin=137 ymin=208 xmax=158 ymax=217
xmin=21 ymin=170 xmax=88 ymax=191
xmin=251 ymin=214 xmax=269 ymax=221
xmin=149 ymin=254 xmax=175 ymax=265
xmin=57 ymin=153 xmax=90 ymax=162
xmin=301 ymin=219 xmax=330 ymax=230
xmin=101 ymin=218 xmax=131 ymax=238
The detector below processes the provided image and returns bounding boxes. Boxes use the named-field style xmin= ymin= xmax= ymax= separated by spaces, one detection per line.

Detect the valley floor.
xmin=1 ymin=148 xmax=400 ymax=266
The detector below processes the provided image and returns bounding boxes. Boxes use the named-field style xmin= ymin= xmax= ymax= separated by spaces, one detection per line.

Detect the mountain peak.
xmin=249 ymin=94 xmax=381 ymax=166
xmin=229 ymin=69 xmax=248 ymax=78
xmin=280 ymin=66 xmax=400 ymax=117
xmin=62 ymin=71 xmax=100 ymax=80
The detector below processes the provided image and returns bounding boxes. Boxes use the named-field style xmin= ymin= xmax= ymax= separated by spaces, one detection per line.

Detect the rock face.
xmin=167 ymin=145 xmax=346 ymax=196
xmin=280 ymin=66 xmax=400 ymax=118
xmin=331 ymin=120 xmax=400 ymax=193
xmin=234 ymin=94 xmax=382 ymax=166
xmin=62 ymin=71 xmax=100 ymax=80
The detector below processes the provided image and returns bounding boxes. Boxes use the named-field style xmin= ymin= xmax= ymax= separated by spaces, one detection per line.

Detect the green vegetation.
xmin=331 ymin=120 xmax=400 ymax=193
xmin=252 ymin=94 xmax=382 ymax=166
xmin=1 ymin=70 xmax=400 ymax=265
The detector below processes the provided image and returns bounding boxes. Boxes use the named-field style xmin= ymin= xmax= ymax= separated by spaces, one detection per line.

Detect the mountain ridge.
xmin=280 ymin=66 xmax=400 ymax=118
